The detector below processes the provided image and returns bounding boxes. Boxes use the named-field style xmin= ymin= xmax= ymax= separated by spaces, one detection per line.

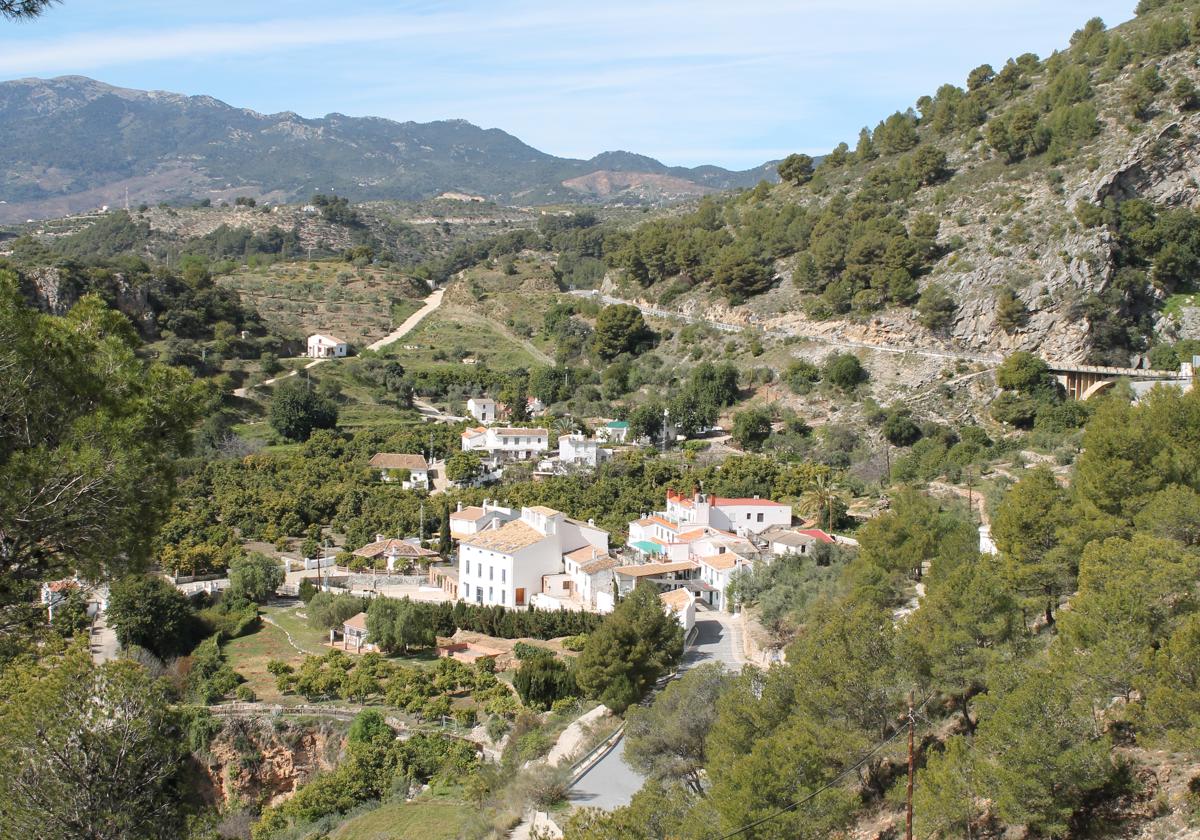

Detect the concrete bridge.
xmin=1047 ymin=359 xmax=1195 ymax=400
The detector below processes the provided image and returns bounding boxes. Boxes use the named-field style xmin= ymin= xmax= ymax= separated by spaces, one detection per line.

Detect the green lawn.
xmin=330 ymin=795 xmax=470 ymax=840
xmin=223 ymin=621 xmax=303 ymax=704
xmin=262 ymin=604 xmax=332 ymax=654
xmin=385 ymin=303 xmax=549 ymax=371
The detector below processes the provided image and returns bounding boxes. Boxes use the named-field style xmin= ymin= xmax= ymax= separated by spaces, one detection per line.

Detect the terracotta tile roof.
xmin=369 ymin=452 xmax=428 ymax=471
xmin=564 ymin=546 xmax=619 ymax=573
xmin=310 ymin=333 xmax=346 ymax=345
xmin=461 ymin=426 xmax=487 ymax=438
xmin=450 ymin=506 xmax=487 ymax=521
xmin=699 ymin=553 xmax=742 ymax=571
xmin=614 ymin=560 xmax=698 ymax=578
xmin=634 ymin=515 xmax=677 ymax=530
xmin=344 ymin=612 xmax=368 ymax=632
xmin=659 ymin=588 xmax=694 ymax=611
xmin=496 ymin=427 xmax=548 ymax=436
xmin=794 ymin=528 xmax=836 ymax=544
xmin=527 ymin=505 xmax=563 ymax=517
xmin=564 ymin=517 xmax=604 ymax=531
xmin=461 ymin=520 xmax=546 ymax=553
xmin=46 ymin=579 xmax=78 ymax=593
xmin=353 ymin=538 xmax=438 ymax=559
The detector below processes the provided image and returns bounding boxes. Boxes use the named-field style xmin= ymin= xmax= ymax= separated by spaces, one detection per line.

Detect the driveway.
xmin=568 ymin=606 xmax=747 ymax=811
xmin=683 ymin=605 xmax=747 ymax=670
xmin=567 ymin=735 xmax=645 ymax=811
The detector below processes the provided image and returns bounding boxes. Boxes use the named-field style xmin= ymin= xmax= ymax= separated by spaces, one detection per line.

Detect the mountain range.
xmin=0 ymin=76 xmax=777 ymax=222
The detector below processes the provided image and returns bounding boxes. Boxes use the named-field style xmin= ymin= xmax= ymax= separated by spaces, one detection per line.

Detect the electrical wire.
xmin=712 ymin=693 xmax=935 ymax=840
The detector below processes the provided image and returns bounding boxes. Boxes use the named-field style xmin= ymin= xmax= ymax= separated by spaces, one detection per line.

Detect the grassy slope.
xmin=328 ymin=792 xmax=471 ymax=840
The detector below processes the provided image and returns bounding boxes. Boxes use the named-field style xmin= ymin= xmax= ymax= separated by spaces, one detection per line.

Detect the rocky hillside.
xmin=599 ymin=2 xmax=1200 ymax=365
xmin=0 ymin=76 xmax=776 ymax=222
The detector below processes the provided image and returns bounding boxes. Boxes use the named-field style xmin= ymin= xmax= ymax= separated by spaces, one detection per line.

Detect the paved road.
xmin=568 ymin=607 xmax=747 ymax=810
xmin=89 ymin=610 xmax=118 ymax=665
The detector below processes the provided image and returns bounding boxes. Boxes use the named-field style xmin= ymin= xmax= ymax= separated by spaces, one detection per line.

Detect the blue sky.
xmin=1 ymin=0 xmax=1137 ymax=169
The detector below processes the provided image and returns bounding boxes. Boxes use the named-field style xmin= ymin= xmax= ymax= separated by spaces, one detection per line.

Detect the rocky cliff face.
xmin=22 ymin=265 xmax=156 ymax=332
xmin=198 ymin=717 xmax=343 ymax=810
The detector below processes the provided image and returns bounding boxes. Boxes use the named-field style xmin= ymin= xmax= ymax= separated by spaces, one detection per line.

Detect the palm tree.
xmin=797 ymin=473 xmax=850 ymax=531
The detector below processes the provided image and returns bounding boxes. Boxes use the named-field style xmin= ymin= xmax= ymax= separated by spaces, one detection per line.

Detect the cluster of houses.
xmin=420 ymin=489 xmax=853 ymax=637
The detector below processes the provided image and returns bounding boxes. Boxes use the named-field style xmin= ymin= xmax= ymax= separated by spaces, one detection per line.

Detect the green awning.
xmin=631 ymin=540 xmax=665 ymax=555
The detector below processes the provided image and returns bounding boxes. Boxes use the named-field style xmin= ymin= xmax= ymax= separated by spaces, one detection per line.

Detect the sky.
xmin=0 ymin=0 xmax=1138 ymax=170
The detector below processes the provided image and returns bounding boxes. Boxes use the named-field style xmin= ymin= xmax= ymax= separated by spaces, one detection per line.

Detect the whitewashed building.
xmin=457 ymin=505 xmax=608 ymax=608
xmin=663 ymin=489 xmax=792 ymax=536
xmin=558 ymin=434 xmax=611 ymax=468
xmin=368 ymin=453 xmax=430 ymax=490
xmin=660 ymin=588 xmax=696 ymax=635
xmin=306 ymin=333 xmax=350 ymax=358
xmin=467 ymin=398 xmax=497 ymax=424
xmin=460 ymin=426 xmax=549 ymax=463
xmin=448 ymin=500 xmax=517 ymax=540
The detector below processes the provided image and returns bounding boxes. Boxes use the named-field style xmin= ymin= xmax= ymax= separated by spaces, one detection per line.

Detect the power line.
xmin=712 ymin=693 xmax=935 ymax=840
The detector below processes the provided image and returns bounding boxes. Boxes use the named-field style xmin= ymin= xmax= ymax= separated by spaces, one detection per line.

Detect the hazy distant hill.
xmin=0 ymin=76 xmax=777 ymax=221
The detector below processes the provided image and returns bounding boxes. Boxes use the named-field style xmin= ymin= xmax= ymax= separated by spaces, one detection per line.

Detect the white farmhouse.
xmin=596 ymin=420 xmax=630 ymax=444
xmin=306 ymin=333 xmax=350 ymax=359
xmin=368 ymin=453 xmax=430 ymax=490
xmin=458 ymin=505 xmax=608 ymax=608
xmin=558 ymin=434 xmax=610 ymax=468
xmin=467 ymin=397 xmax=498 ymax=424
xmin=460 ymin=426 xmax=549 ymax=463
xmin=448 ymin=500 xmax=517 ymax=540
xmin=664 ymin=489 xmax=791 ymax=536
xmin=660 ymin=588 xmax=696 ymax=635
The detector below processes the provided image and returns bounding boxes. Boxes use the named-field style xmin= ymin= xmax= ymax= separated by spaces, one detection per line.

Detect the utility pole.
xmin=662 ymin=407 xmax=670 ymax=454
xmin=906 ymin=694 xmax=915 ymax=840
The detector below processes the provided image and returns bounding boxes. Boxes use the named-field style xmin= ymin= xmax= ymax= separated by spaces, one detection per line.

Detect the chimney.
xmin=753 ymin=494 xmax=759 ymax=499
xmin=457 ymin=501 xmax=463 ymax=512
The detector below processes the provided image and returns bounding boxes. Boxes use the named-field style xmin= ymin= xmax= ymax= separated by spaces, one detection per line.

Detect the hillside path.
xmin=365 ymin=287 xmax=444 ymax=351
xmin=570 ymin=290 xmax=1000 ymax=365
xmin=233 ymin=288 xmax=443 ymax=397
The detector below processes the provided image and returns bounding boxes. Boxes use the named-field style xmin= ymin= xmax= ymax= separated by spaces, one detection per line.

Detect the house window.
xmin=501 ymin=569 xmax=506 ymax=583
xmin=489 ymin=566 xmax=494 ymax=581
xmin=746 ymin=513 xmax=751 ymax=520
xmin=757 ymin=513 xmax=764 ymax=523
xmin=488 ymin=586 xmax=494 ymax=601
xmin=463 ymin=584 xmax=469 ymax=598
xmin=500 ymin=590 xmax=506 ymax=605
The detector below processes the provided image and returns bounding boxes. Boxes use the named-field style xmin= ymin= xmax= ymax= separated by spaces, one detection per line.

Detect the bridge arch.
xmin=1080 ymin=379 xmax=1118 ymax=401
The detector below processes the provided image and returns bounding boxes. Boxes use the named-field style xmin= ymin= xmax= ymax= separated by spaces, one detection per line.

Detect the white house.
xmin=448 ymin=500 xmax=517 ymax=540
xmin=41 ymin=579 xmax=80 ymax=622
xmin=664 ymin=489 xmax=792 ymax=536
xmin=558 ymin=434 xmax=611 ymax=469
xmin=596 ymin=420 xmax=630 ymax=444
xmin=368 ymin=453 xmax=430 ymax=490
xmin=695 ymin=548 xmax=752 ymax=611
xmin=353 ymin=536 xmax=440 ymax=571
xmin=461 ymin=426 xmax=549 ymax=463
xmin=560 ymin=545 xmax=620 ymax=611
xmin=306 ymin=333 xmax=350 ymax=359
xmin=660 ymin=588 xmax=696 ymax=635
xmin=467 ymin=398 xmax=498 ymax=424
xmin=457 ymin=505 xmax=608 ymax=609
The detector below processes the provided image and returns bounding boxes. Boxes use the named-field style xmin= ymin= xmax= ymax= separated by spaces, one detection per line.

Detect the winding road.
xmin=567 ymin=606 xmax=746 ymax=811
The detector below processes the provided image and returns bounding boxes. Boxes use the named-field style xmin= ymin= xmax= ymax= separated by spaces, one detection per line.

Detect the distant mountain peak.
xmin=0 ymin=75 xmax=777 ymax=222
